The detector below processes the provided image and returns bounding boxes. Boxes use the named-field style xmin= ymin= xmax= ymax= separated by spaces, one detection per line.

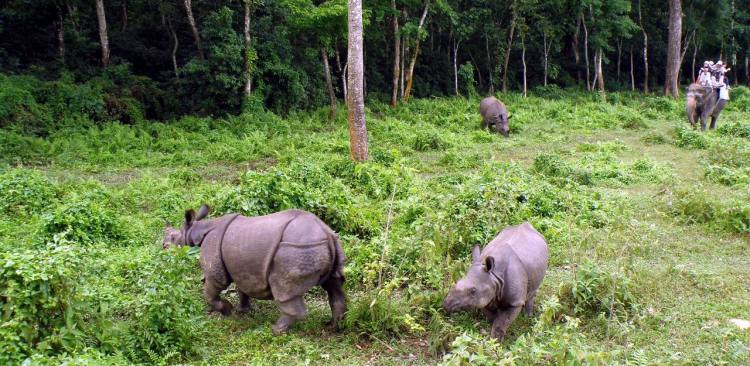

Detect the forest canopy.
xmin=1 ymin=0 xmax=749 ymax=131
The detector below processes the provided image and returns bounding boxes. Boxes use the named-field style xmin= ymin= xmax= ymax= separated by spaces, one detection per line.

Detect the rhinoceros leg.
xmin=321 ymin=276 xmax=346 ymax=328
xmin=273 ymin=296 xmax=307 ymax=335
xmin=490 ymin=306 xmax=522 ymax=341
xmin=204 ymin=279 xmax=233 ymax=316
xmin=237 ymin=291 xmax=252 ymax=314
xmin=523 ymin=290 xmax=537 ymax=317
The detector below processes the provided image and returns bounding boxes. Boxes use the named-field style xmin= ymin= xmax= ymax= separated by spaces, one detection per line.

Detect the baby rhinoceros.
xmin=163 ymin=205 xmax=346 ymax=335
xmin=443 ymin=222 xmax=548 ymax=341
xmin=480 ymin=96 xmax=511 ymax=136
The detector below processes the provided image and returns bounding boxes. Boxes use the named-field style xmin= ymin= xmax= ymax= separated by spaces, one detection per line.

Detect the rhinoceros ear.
xmin=471 ymin=246 xmax=481 ymax=263
xmin=484 ymin=256 xmax=495 ymax=272
xmin=196 ymin=204 xmax=210 ymax=221
xmin=185 ymin=209 xmax=196 ymax=227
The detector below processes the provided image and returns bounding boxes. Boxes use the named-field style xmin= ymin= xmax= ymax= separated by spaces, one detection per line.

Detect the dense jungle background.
xmin=1 ymin=0 xmax=749 ymax=365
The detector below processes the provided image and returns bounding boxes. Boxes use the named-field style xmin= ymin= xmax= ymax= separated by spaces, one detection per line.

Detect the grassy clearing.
xmin=1 ymin=89 xmax=749 ymax=365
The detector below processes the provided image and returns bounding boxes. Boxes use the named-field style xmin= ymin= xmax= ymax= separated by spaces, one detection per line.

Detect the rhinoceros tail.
xmin=331 ymin=233 xmax=346 ymax=281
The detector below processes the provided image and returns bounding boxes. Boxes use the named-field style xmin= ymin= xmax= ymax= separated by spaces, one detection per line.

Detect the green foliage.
xmin=0 ymin=168 xmax=56 ymax=215
xmin=41 ymin=197 xmax=127 ymax=246
xmin=413 ymin=129 xmax=453 ymax=151
xmin=673 ymin=127 xmax=708 ymax=149
xmin=458 ymin=63 xmax=477 ymax=97
xmin=558 ymin=262 xmax=637 ymax=318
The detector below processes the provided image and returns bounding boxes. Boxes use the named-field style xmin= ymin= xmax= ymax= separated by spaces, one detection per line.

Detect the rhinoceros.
xmin=480 ymin=96 xmax=511 ymax=136
xmin=163 ymin=205 xmax=346 ymax=334
xmin=443 ymin=222 xmax=548 ymax=341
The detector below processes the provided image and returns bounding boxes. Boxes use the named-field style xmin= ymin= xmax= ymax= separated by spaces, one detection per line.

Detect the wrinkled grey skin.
xmin=443 ymin=222 xmax=548 ymax=341
xmin=480 ymin=96 xmax=511 ymax=136
xmin=686 ymin=83 xmax=727 ymax=131
xmin=163 ymin=205 xmax=346 ymax=335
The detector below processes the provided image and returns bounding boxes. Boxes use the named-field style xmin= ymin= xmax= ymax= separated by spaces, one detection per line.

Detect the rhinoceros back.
xmin=221 ymin=210 xmax=335 ymax=299
xmin=484 ymin=222 xmax=548 ymax=290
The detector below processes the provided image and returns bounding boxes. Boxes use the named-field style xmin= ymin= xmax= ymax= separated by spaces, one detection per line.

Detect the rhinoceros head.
xmin=443 ymin=245 xmax=502 ymax=312
xmin=162 ymin=225 xmax=184 ymax=249
xmin=163 ymin=204 xmax=211 ymax=249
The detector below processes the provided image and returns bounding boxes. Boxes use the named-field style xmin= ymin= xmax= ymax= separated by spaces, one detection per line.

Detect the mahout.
xmin=163 ymin=204 xmax=346 ymax=334
xmin=480 ymin=96 xmax=511 ymax=136
xmin=443 ymin=222 xmax=548 ymax=341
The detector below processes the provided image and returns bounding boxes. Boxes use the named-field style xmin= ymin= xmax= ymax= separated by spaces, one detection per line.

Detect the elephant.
xmin=686 ymin=83 xmax=727 ymax=131
xmin=443 ymin=222 xmax=548 ymax=341
xmin=163 ymin=205 xmax=347 ymax=334
xmin=480 ymin=96 xmax=511 ymax=136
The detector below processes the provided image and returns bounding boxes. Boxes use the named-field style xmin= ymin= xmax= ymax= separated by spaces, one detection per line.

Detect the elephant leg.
xmin=700 ymin=112 xmax=709 ymax=131
xmin=490 ymin=306 xmax=522 ymax=342
xmin=204 ymin=278 xmax=233 ymax=316
xmin=237 ymin=291 xmax=252 ymax=314
xmin=273 ymin=296 xmax=307 ymax=335
xmin=321 ymin=276 xmax=346 ymax=329
xmin=710 ymin=115 xmax=718 ymax=130
xmin=523 ymin=290 xmax=537 ymax=317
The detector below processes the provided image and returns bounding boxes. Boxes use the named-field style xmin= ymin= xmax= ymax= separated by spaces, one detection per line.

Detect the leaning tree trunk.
xmin=453 ymin=39 xmax=460 ymax=95
xmin=745 ymin=55 xmax=749 ymax=86
xmin=243 ymin=1 xmax=253 ymax=95
xmin=95 ymin=0 xmax=110 ymax=67
xmin=121 ymin=0 xmax=127 ymax=31
xmin=162 ymin=11 xmax=180 ymax=79
xmin=322 ymin=49 xmax=337 ymax=120
xmin=390 ymin=0 xmax=400 ymax=107
xmin=184 ymin=0 xmax=204 ymax=60
xmin=596 ymin=48 xmax=605 ymax=95
xmin=616 ymin=38 xmax=622 ymax=83
xmin=543 ymin=31 xmax=550 ymax=86
xmin=347 ymin=0 xmax=368 ymax=162
xmin=485 ymin=34 xmax=494 ymax=93
xmin=522 ymin=36 xmax=527 ymax=97
xmin=582 ymin=13 xmax=590 ymax=91
xmin=403 ymin=0 xmax=430 ymax=102
xmin=664 ymin=0 xmax=681 ymax=98
xmin=502 ymin=12 xmax=516 ymax=93
xmin=573 ymin=14 xmax=581 ymax=85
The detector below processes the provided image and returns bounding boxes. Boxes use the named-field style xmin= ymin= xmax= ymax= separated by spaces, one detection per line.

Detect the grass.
xmin=1 ymin=89 xmax=749 ymax=364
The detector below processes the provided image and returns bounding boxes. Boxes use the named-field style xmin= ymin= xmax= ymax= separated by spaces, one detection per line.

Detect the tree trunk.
xmin=596 ymin=48 xmax=605 ymax=93
xmin=582 ymin=13 xmax=590 ymax=91
xmin=453 ymin=39 xmax=460 ymax=95
xmin=543 ymin=31 xmax=548 ymax=86
xmin=616 ymin=38 xmax=622 ymax=83
xmin=664 ymin=0 xmax=681 ymax=98
xmin=691 ymin=39 xmax=699 ymax=82
xmin=390 ymin=0 xmax=400 ymax=107
xmin=745 ymin=55 xmax=749 ymax=86
xmin=321 ymin=49 xmax=337 ymax=120
xmin=522 ymin=36 xmax=527 ymax=97
xmin=502 ymin=12 xmax=516 ymax=93
xmin=403 ymin=0 xmax=429 ymax=102
xmin=347 ymin=0 xmax=368 ymax=162
xmin=592 ymin=52 xmax=598 ymax=88
xmin=121 ymin=0 xmax=127 ymax=32
xmin=678 ymin=29 xmax=694 ymax=84
xmin=469 ymin=51 xmax=482 ymax=89
xmin=162 ymin=12 xmax=179 ymax=79
xmin=184 ymin=0 xmax=204 ymax=60
xmin=56 ymin=8 xmax=65 ymax=61
xmin=95 ymin=0 xmax=110 ymax=67
xmin=243 ymin=1 xmax=253 ymax=95
xmin=638 ymin=0 xmax=649 ymax=93
xmin=630 ymin=46 xmax=635 ymax=91
xmin=573 ymin=14 xmax=581 ymax=85
xmin=486 ymin=34 xmax=494 ymax=94
xmin=400 ymin=38 xmax=406 ymax=99
xmin=733 ymin=52 xmax=738 ymax=86
xmin=342 ymin=62 xmax=348 ymax=99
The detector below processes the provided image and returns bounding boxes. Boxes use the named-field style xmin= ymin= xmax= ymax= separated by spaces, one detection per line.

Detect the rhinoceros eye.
xmin=469 ymin=287 xmax=477 ymax=296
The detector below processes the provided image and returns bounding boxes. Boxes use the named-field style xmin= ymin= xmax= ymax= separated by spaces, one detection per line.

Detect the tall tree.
xmin=637 ymin=0 xmax=649 ymax=93
xmin=184 ymin=0 xmax=204 ymax=59
xmin=95 ymin=0 xmax=110 ymax=67
xmin=347 ymin=0 xmax=368 ymax=162
xmin=390 ymin=0 xmax=400 ymax=107
xmin=243 ymin=0 xmax=256 ymax=96
xmin=502 ymin=6 xmax=516 ymax=93
xmin=402 ymin=0 xmax=430 ymax=102
xmin=665 ymin=0 xmax=682 ymax=97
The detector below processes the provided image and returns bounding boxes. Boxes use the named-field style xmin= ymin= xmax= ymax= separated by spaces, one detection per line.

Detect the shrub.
xmin=41 ymin=198 xmax=127 ymax=246
xmin=717 ymin=121 xmax=750 ymax=138
xmin=673 ymin=127 xmax=708 ymax=149
xmin=0 ymin=244 xmax=92 ymax=364
xmin=413 ymin=130 xmax=452 ymax=151
xmin=0 ymin=168 xmax=56 ymax=215
xmin=558 ymin=262 xmax=637 ymax=318
xmin=668 ymin=188 xmax=717 ymax=225
xmin=641 ymin=132 xmax=667 ymax=144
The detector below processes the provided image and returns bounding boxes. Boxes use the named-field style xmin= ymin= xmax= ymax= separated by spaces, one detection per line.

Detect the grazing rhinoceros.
xmin=443 ymin=222 xmax=548 ymax=341
xmin=163 ymin=205 xmax=346 ymax=334
xmin=480 ymin=96 xmax=511 ymax=136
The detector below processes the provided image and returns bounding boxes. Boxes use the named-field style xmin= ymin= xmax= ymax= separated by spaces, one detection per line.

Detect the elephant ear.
xmin=471 ymin=245 xmax=481 ymax=263
xmin=196 ymin=204 xmax=210 ymax=221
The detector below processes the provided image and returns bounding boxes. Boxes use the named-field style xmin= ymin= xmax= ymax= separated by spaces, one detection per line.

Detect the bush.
xmin=558 ymin=262 xmax=637 ymax=318
xmin=0 ymin=244 xmax=92 ymax=364
xmin=41 ymin=198 xmax=127 ymax=246
xmin=673 ymin=127 xmax=708 ymax=149
xmin=413 ymin=130 xmax=452 ymax=151
xmin=0 ymin=168 xmax=56 ymax=215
